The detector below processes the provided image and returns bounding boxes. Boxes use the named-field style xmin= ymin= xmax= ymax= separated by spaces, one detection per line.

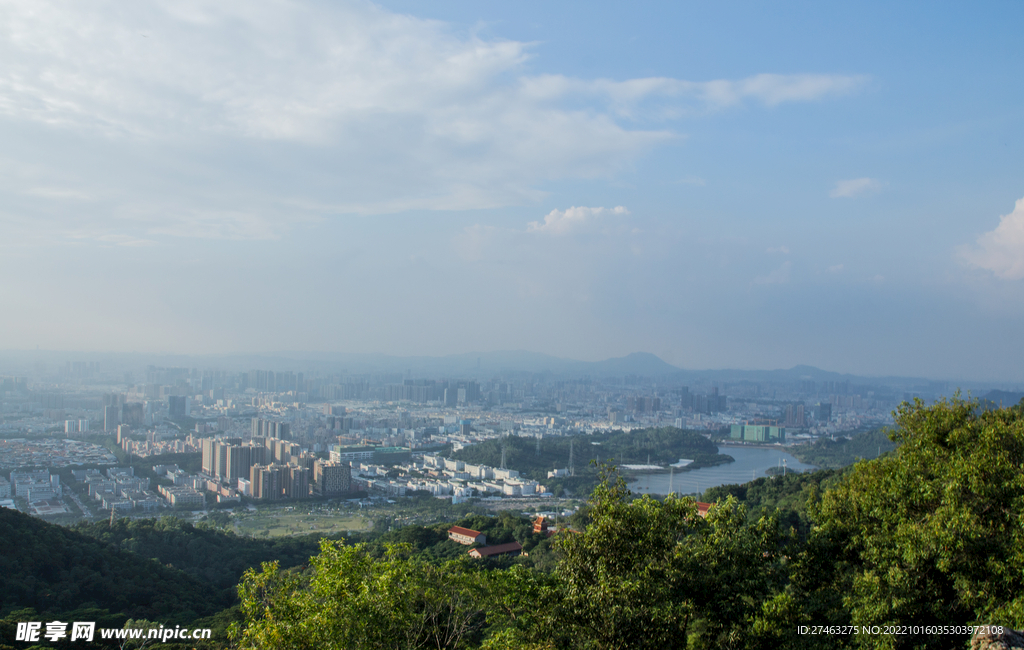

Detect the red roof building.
xmin=448 ymin=526 xmax=486 ymax=546
xmin=695 ymin=501 xmax=713 ymax=518
xmin=533 ymin=515 xmax=549 ymax=535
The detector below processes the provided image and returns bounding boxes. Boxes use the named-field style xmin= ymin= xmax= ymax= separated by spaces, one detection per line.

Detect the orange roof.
xmin=695 ymin=501 xmax=712 ymax=517
xmin=448 ymin=526 xmax=483 ymax=537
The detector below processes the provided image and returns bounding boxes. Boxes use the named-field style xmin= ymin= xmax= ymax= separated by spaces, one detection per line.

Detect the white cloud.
xmin=0 ymin=1 xmax=868 ymax=226
xmin=830 ymin=178 xmax=883 ymax=198
xmin=827 ymin=264 xmax=844 ymax=273
xmin=754 ymin=261 xmax=792 ymax=285
xmin=520 ymin=73 xmax=866 ymax=121
xmin=958 ymin=197 xmax=1024 ymax=280
xmin=693 ymin=73 xmax=867 ymax=108
xmin=527 ymin=206 xmax=629 ymax=235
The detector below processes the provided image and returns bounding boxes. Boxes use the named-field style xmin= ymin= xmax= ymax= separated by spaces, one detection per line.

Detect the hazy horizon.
xmin=3 ymin=2 xmax=1023 ymax=381
xmin=1 ymin=348 xmax=1021 ymax=386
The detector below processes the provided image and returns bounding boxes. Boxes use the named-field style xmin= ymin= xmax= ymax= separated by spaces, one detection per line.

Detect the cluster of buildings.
xmin=153 ymin=464 xmax=208 ymax=508
xmin=346 ymin=454 xmax=550 ymax=501
xmin=729 ymin=424 xmax=787 ymax=443
xmin=443 ymin=517 xmax=558 ymax=559
xmin=74 ymin=467 xmax=160 ymax=514
xmin=6 ymin=470 xmax=68 ymax=516
xmin=422 ymin=455 xmax=548 ymax=497
xmin=199 ymin=424 xmax=354 ymax=502
xmin=1 ymin=471 xmax=68 ymax=514
xmin=0 ymin=439 xmax=117 ymax=470
xmin=117 ymin=426 xmax=199 ymax=457
xmin=10 ymin=469 xmax=62 ymax=500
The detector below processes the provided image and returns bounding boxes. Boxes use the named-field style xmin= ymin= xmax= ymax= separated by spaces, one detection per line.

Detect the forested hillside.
xmin=702 ymin=467 xmax=848 ymax=535
xmin=0 ymin=508 xmax=224 ymax=623
xmin=788 ymin=427 xmax=897 ymax=468
xmin=73 ymin=517 xmax=329 ymax=601
xmin=234 ymin=398 xmax=1024 ymax=649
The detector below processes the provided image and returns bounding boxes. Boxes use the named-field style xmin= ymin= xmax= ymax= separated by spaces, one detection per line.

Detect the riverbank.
xmin=627 ymin=447 xmax=819 ymax=495
xmin=620 ymin=452 xmax=735 ymax=477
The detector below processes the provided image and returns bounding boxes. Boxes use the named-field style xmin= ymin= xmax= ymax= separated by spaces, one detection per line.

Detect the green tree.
xmin=554 ymin=466 xmax=787 ymax=649
xmin=811 ymin=397 xmax=1024 ymax=649
xmin=233 ymin=541 xmax=489 ymax=649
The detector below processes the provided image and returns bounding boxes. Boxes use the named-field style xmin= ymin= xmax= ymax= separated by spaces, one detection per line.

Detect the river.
xmin=628 ymin=446 xmax=818 ymax=496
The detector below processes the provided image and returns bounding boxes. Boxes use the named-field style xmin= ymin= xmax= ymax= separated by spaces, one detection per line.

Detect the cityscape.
xmin=0 ymin=354 xmax=1011 ymax=519
xmin=2 ymin=0 xmax=1023 ymax=647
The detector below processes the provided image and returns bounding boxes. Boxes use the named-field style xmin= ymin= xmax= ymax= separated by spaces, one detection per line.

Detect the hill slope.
xmin=0 ymin=508 xmax=224 ymax=622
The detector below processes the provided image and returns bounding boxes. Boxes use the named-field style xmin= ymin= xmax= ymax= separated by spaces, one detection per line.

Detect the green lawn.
xmin=231 ymin=508 xmax=371 ymax=538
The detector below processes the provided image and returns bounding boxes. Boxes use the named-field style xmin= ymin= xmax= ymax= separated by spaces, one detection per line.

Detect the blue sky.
xmin=1 ymin=1 xmax=1022 ymax=381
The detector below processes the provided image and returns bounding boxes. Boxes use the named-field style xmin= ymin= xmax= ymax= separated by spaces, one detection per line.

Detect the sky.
xmin=1 ymin=1 xmax=1023 ymax=381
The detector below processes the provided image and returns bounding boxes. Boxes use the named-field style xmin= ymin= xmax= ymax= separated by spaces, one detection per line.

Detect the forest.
xmin=787 ymin=428 xmax=897 ymax=468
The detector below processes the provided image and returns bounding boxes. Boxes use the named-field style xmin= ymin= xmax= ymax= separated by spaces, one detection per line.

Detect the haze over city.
xmin=2 ymin=1 xmax=1023 ymax=382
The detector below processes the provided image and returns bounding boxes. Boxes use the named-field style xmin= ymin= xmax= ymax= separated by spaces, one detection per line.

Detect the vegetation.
xmin=702 ymin=467 xmax=848 ymax=537
xmin=788 ymin=427 xmax=897 ymax=468
xmin=232 ymin=398 xmax=1024 ymax=649
xmin=73 ymin=517 xmax=331 ymax=599
xmin=452 ymin=426 xmax=730 ymax=497
xmin=0 ymin=508 xmax=224 ymax=623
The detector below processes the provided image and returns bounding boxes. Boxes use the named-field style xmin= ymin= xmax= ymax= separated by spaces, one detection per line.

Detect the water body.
xmin=628 ymin=446 xmax=818 ymax=496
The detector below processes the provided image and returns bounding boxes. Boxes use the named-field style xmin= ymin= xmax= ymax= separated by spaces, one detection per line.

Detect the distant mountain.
xmin=1 ymin=348 xmax=1018 ymax=389
xmin=114 ymin=350 xmax=687 ymax=378
xmin=979 ymin=390 xmax=1024 ymax=410
xmin=577 ymin=352 xmax=683 ymax=377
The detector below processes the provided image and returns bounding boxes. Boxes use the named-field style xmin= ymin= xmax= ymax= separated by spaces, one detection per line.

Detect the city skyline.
xmin=2 ymin=2 xmax=1023 ymax=381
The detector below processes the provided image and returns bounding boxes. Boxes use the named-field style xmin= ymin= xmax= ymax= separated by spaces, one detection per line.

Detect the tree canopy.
xmin=232 ymin=398 xmax=1024 ymax=649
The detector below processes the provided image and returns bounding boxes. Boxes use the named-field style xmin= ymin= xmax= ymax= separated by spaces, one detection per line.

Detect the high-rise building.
xmin=314 ymin=460 xmax=351 ymax=496
xmin=121 ymin=402 xmax=145 ymax=428
xmin=226 ymin=444 xmax=252 ymax=482
xmin=816 ymin=403 xmax=832 ymax=423
xmin=250 ymin=464 xmax=284 ymax=500
xmin=284 ymin=466 xmax=310 ymax=499
xmin=251 ymin=418 xmax=290 ymax=440
xmin=201 ymin=439 xmax=216 ymax=476
xmin=104 ymin=405 xmax=120 ymax=431
xmin=201 ymin=437 xmax=244 ymax=479
xmin=168 ymin=395 xmax=191 ymax=418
